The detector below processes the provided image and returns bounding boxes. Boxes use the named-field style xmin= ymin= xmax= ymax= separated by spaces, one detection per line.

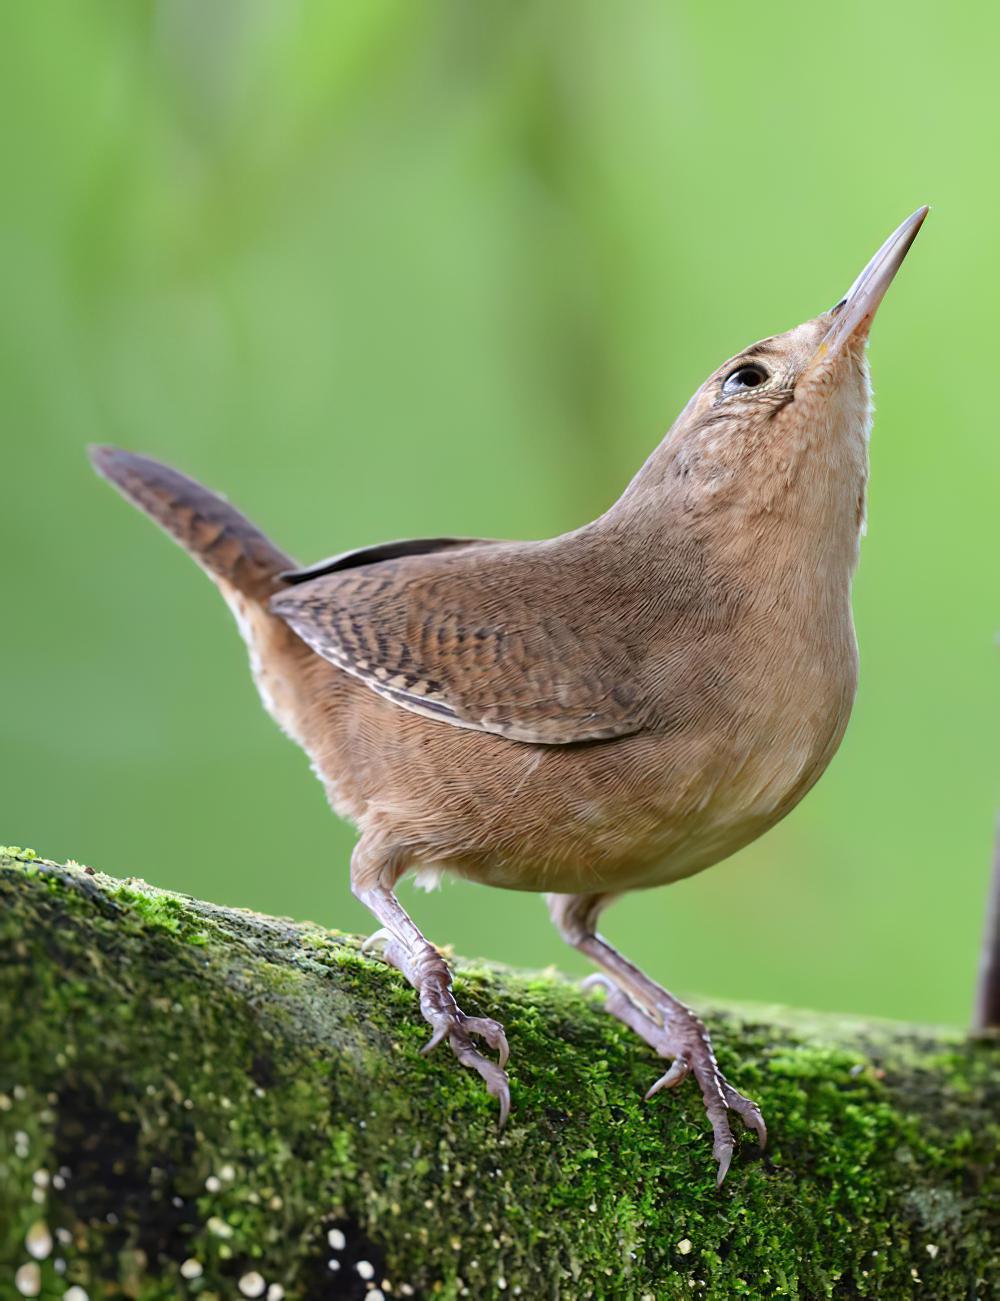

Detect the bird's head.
xmin=626 ymin=208 xmax=927 ymax=562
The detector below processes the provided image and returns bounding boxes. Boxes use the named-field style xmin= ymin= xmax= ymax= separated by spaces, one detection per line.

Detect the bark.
xmin=1 ymin=848 xmax=997 ymax=1300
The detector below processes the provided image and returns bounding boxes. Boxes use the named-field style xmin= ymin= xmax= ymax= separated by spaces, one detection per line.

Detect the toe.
xmin=463 ymin=1015 xmax=510 ymax=1067
xmin=421 ymin=1022 xmax=451 ymax=1055
xmin=360 ymin=927 xmax=392 ymax=956
xmin=707 ymin=1101 xmax=737 ymax=1186
xmin=449 ymin=1031 xmax=511 ymax=1127
xmin=723 ymin=1085 xmax=768 ymax=1149
xmin=644 ymin=1057 xmax=690 ymax=1099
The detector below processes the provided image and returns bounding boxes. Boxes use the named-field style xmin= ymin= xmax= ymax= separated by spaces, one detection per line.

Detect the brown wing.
xmin=269 ymin=539 xmax=648 ymax=744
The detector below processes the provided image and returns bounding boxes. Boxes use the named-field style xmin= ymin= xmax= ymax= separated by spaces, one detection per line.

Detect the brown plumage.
xmin=89 ymin=207 xmax=927 ymax=1182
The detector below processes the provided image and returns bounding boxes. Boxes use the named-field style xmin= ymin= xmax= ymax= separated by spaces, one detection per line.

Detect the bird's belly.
xmin=438 ymin=694 xmax=854 ymax=895
xmin=305 ymin=645 xmax=856 ymax=897
xmin=444 ymin=791 xmax=773 ymax=895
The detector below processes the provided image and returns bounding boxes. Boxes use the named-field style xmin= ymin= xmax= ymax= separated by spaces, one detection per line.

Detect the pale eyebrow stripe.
xmin=743 ymin=339 xmax=782 ymax=359
xmin=722 ymin=340 xmax=782 ymax=373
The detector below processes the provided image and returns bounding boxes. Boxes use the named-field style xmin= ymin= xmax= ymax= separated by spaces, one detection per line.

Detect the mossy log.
xmin=1 ymin=849 xmax=997 ymax=1300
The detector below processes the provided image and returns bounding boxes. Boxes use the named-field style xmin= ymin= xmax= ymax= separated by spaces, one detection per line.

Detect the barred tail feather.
xmin=88 ymin=446 xmax=294 ymax=601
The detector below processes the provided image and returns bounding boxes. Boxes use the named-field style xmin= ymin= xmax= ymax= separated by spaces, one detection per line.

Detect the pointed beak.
xmin=819 ymin=206 xmax=929 ymax=357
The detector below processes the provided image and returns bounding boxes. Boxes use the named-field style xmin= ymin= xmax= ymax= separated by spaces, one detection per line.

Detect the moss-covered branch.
xmin=1 ymin=849 xmax=997 ymax=1299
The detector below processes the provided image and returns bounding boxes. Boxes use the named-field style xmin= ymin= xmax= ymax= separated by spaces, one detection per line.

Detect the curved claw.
xmin=644 ymin=1057 xmax=691 ymax=1099
xmin=490 ymin=1073 xmax=512 ymax=1129
xmin=714 ymin=1139 xmax=734 ymax=1187
xmin=581 ymin=973 xmax=616 ymax=995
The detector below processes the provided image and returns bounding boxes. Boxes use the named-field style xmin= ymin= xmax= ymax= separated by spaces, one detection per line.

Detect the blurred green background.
xmin=2 ymin=1 xmax=997 ymax=1028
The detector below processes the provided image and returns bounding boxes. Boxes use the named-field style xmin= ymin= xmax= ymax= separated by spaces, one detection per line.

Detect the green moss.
xmin=1 ymin=850 xmax=998 ymax=1299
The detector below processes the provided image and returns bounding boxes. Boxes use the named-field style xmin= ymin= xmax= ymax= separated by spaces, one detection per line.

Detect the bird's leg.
xmin=547 ymin=892 xmax=766 ymax=1183
xmin=353 ymin=839 xmax=510 ymax=1124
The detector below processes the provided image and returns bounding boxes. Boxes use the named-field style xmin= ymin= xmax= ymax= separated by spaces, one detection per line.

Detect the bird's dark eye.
xmin=722 ymin=364 xmax=768 ymax=395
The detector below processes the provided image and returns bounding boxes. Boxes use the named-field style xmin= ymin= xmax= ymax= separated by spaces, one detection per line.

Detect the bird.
xmin=89 ymin=206 xmax=927 ymax=1184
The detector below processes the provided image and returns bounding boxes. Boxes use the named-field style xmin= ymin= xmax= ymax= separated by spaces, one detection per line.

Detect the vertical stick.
xmin=972 ymin=816 xmax=1000 ymax=1032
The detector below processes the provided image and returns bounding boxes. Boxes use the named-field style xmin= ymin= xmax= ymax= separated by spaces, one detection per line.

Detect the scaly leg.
xmin=353 ymin=837 xmax=510 ymax=1123
xmin=547 ymin=892 xmax=766 ymax=1184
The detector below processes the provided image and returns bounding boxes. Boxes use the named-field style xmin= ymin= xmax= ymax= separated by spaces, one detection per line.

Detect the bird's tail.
xmin=88 ymin=446 xmax=294 ymax=602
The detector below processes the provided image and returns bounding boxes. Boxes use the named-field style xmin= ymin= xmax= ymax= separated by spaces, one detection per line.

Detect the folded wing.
xmin=270 ymin=538 xmax=649 ymax=744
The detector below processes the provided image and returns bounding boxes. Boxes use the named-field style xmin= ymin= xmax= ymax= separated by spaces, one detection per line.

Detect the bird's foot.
xmin=364 ymin=928 xmax=511 ymax=1125
xmin=583 ymin=975 xmax=765 ymax=1184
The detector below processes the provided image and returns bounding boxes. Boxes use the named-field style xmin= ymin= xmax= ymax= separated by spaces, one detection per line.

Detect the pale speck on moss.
xmin=180 ymin=1259 xmax=203 ymax=1280
xmin=25 ymin=1220 xmax=52 ymax=1260
xmin=14 ymin=1262 xmax=41 ymax=1297
xmin=356 ymin=1259 xmax=375 ymax=1280
xmin=64 ymin=1288 xmax=90 ymax=1301
xmin=238 ymin=1270 xmax=266 ymax=1297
